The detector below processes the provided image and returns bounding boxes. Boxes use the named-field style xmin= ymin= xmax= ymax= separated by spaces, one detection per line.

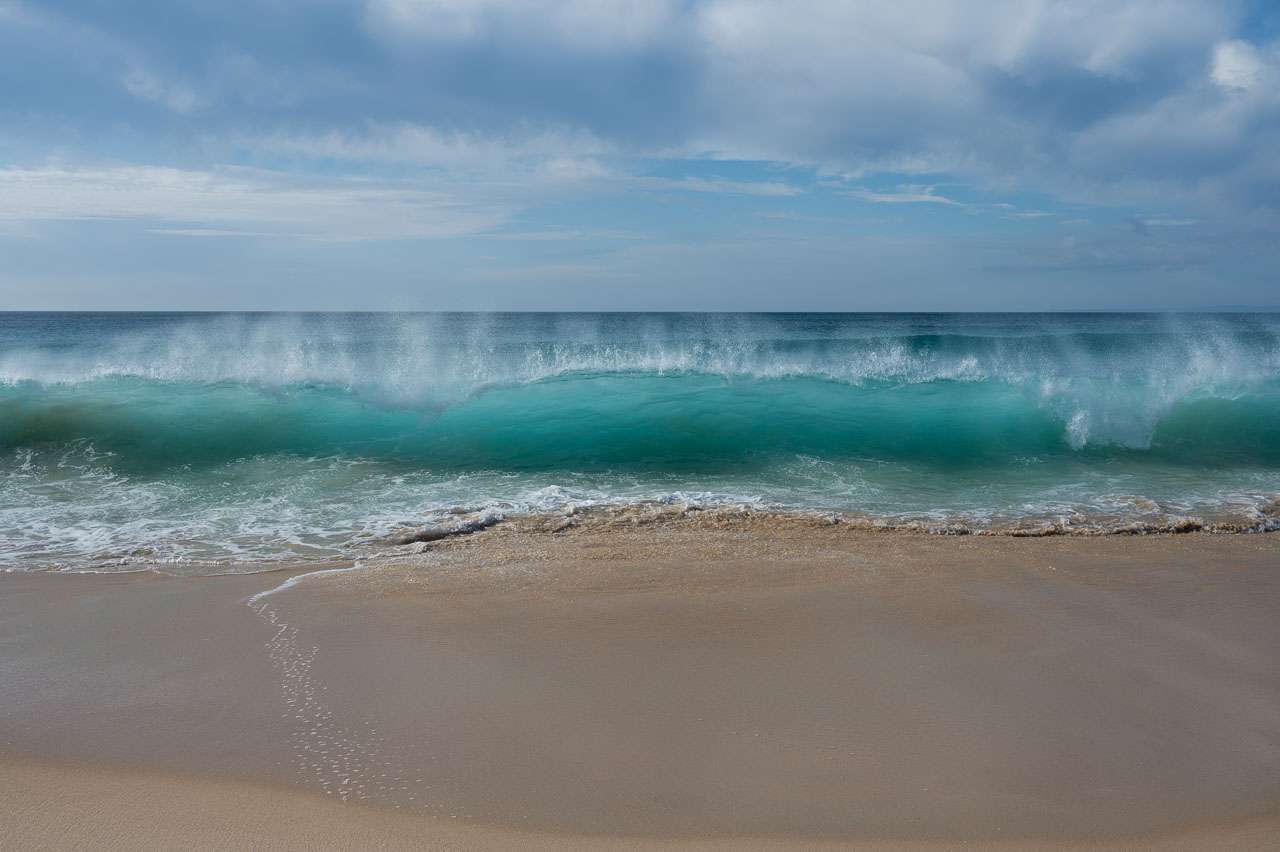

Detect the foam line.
xmin=249 ymin=563 xmax=361 ymax=606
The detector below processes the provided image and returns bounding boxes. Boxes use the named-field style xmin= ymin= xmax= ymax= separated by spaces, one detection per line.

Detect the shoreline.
xmin=9 ymin=497 xmax=1280 ymax=575
xmin=3 ymin=530 xmax=1279 ymax=848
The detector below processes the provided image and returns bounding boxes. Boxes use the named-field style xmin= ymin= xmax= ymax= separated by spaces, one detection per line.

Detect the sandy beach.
xmin=3 ymin=521 xmax=1279 ymax=849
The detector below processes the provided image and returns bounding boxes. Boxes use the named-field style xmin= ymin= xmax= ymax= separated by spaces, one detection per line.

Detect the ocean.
xmin=2 ymin=311 xmax=1277 ymax=571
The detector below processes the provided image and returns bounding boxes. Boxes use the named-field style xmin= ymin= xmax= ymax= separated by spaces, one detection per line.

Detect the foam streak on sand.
xmin=249 ymin=562 xmax=428 ymax=808
xmin=248 ymin=563 xmax=361 ymax=605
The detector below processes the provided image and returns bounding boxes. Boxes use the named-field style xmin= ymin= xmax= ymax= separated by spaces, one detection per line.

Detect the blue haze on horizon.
xmin=1 ymin=0 xmax=1278 ymax=310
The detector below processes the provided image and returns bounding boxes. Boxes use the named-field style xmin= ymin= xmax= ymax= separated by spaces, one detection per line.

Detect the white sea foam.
xmin=248 ymin=563 xmax=362 ymax=606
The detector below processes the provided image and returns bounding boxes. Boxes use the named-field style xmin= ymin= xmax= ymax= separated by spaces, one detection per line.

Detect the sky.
xmin=1 ymin=0 xmax=1278 ymax=310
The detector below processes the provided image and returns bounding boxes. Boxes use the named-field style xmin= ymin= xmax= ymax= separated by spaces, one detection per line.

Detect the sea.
xmin=2 ymin=311 xmax=1277 ymax=572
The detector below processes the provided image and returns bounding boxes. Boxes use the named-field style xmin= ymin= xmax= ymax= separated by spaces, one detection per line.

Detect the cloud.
xmin=1211 ymin=40 xmax=1270 ymax=92
xmin=648 ymin=176 xmax=805 ymax=196
xmin=119 ymin=63 xmax=202 ymax=113
xmin=1119 ymin=215 xmax=1197 ymax=237
xmin=0 ymin=166 xmax=513 ymax=240
xmin=688 ymin=1 xmax=1234 ymax=165
xmin=249 ymin=122 xmax=613 ymax=174
xmin=5 ymin=0 xmax=1276 ymax=214
xmin=1140 ymin=217 xmax=1198 ymax=226
xmin=1062 ymin=36 xmax=1280 ymax=210
xmin=365 ymin=0 xmax=682 ymax=50
xmin=845 ymin=186 xmax=963 ymax=205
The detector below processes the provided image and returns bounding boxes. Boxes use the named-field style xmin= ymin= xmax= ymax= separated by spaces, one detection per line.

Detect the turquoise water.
xmin=2 ymin=312 xmax=1278 ymax=569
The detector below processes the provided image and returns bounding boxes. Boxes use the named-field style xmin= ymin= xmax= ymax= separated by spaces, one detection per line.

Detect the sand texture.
xmin=2 ymin=522 xmax=1279 ymax=849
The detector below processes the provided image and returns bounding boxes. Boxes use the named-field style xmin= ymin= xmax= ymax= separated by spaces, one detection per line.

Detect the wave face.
xmin=2 ymin=312 xmax=1278 ymax=568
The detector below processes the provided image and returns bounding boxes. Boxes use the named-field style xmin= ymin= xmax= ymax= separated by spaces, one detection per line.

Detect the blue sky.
xmin=1 ymin=0 xmax=1278 ymax=310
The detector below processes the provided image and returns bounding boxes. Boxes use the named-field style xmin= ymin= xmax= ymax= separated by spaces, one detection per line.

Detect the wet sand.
xmin=3 ymin=523 xmax=1279 ymax=849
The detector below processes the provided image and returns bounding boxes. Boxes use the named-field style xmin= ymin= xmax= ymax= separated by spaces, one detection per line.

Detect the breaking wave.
xmin=1 ymin=312 xmax=1277 ymax=569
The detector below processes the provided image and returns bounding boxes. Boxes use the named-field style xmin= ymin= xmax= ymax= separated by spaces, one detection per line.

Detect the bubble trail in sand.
xmin=248 ymin=564 xmax=457 ymax=814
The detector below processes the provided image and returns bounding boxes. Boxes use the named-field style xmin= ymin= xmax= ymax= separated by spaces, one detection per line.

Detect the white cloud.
xmin=1061 ymin=37 xmax=1280 ymax=209
xmin=1211 ymin=40 xmax=1271 ymax=92
xmin=367 ymin=0 xmax=1231 ymax=83
xmin=119 ymin=64 xmax=202 ymax=113
xmin=251 ymin=122 xmax=613 ymax=175
xmin=688 ymin=0 xmax=1233 ymax=168
xmin=360 ymin=0 xmax=1241 ymax=198
xmin=648 ymin=176 xmax=805 ymax=196
xmin=0 ymin=166 xmax=513 ymax=240
xmin=5 ymin=0 xmax=1279 ymax=224
xmin=845 ymin=186 xmax=963 ymax=205
xmin=366 ymin=0 xmax=681 ymax=50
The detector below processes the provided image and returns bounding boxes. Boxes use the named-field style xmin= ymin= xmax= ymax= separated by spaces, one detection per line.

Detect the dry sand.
xmin=2 ymin=521 xmax=1278 ymax=849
